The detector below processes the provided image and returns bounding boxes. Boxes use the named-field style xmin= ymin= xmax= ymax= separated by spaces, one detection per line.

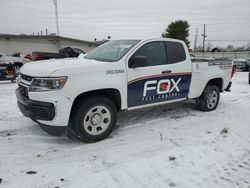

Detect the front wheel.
xmin=196 ymin=85 xmax=220 ymax=111
xmin=71 ymin=96 xmax=117 ymax=142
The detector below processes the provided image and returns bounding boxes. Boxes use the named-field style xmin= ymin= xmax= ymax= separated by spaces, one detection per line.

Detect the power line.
xmin=207 ymin=39 xmax=250 ymax=42
xmin=206 ymin=21 xmax=250 ymax=26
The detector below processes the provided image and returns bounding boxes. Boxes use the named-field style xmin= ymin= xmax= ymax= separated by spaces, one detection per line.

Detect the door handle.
xmin=162 ymin=70 xmax=172 ymax=74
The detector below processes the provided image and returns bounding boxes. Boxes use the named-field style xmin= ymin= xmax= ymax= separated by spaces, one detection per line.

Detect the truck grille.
xmin=18 ymin=84 xmax=29 ymax=98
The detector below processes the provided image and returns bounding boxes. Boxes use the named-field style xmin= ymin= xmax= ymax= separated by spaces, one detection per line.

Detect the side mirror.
xmin=129 ymin=56 xmax=148 ymax=68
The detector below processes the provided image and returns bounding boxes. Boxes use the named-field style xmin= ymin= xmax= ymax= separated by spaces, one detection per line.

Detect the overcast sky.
xmin=0 ymin=0 xmax=250 ymax=48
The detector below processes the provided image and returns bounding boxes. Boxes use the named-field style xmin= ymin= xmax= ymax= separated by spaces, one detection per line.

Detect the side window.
xmin=165 ymin=41 xmax=186 ymax=64
xmin=133 ymin=42 xmax=167 ymax=66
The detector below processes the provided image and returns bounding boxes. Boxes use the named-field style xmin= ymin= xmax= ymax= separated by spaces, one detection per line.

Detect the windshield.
xmin=85 ymin=40 xmax=140 ymax=62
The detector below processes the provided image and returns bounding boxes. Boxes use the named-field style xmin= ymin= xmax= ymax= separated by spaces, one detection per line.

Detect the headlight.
xmin=29 ymin=77 xmax=67 ymax=92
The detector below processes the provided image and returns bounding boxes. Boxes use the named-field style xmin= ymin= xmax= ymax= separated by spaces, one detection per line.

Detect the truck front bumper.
xmin=16 ymin=88 xmax=68 ymax=136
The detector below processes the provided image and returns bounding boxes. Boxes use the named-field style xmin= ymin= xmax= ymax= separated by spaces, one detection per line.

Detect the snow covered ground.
xmin=0 ymin=72 xmax=250 ymax=188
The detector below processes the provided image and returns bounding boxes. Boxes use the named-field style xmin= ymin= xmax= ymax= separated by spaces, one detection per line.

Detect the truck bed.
xmin=188 ymin=57 xmax=233 ymax=99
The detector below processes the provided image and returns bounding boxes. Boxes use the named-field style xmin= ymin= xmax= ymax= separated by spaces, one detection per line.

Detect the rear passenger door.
xmin=127 ymin=40 xmax=192 ymax=108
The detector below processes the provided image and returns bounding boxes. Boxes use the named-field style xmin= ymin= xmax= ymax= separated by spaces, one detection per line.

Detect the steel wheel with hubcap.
xmin=207 ymin=90 xmax=219 ymax=110
xmin=83 ymin=105 xmax=111 ymax=136
xmin=196 ymin=84 xmax=220 ymax=111
xmin=71 ymin=96 xmax=117 ymax=142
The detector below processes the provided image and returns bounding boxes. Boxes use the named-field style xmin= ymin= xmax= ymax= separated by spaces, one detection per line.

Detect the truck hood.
xmin=20 ymin=58 xmax=107 ymax=77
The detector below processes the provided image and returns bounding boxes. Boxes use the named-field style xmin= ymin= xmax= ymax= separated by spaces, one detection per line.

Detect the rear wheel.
xmin=196 ymin=85 xmax=220 ymax=111
xmin=71 ymin=96 xmax=117 ymax=142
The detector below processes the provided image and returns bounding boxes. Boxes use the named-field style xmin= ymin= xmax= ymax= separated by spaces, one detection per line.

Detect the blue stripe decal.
xmin=128 ymin=74 xmax=192 ymax=107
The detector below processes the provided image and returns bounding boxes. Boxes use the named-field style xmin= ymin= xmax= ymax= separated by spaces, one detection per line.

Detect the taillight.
xmin=231 ymin=65 xmax=236 ymax=78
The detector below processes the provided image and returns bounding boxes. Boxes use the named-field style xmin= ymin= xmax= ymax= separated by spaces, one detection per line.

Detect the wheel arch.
xmin=70 ymin=88 xmax=122 ymax=119
xmin=205 ymin=78 xmax=224 ymax=92
xmin=68 ymin=89 xmax=121 ymax=142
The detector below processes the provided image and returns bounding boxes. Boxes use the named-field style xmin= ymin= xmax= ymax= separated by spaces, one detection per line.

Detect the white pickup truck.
xmin=16 ymin=38 xmax=234 ymax=142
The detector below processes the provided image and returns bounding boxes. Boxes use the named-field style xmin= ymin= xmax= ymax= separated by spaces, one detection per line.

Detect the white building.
xmin=0 ymin=34 xmax=102 ymax=55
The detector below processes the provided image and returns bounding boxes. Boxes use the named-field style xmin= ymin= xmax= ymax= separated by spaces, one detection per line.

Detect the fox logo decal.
xmin=143 ymin=78 xmax=182 ymax=97
xmin=127 ymin=74 xmax=191 ymax=107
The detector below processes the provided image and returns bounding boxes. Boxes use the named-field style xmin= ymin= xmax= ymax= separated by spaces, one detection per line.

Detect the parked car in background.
xmin=24 ymin=54 xmax=33 ymax=61
xmin=0 ymin=52 xmax=30 ymax=73
xmin=70 ymin=48 xmax=86 ymax=56
xmin=0 ymin=60 xmax=16 ymax=82
xmin=233 ymin=58 xmax=250 ymax=71
xmin=32 ymin=47 xmax=85 ymax=61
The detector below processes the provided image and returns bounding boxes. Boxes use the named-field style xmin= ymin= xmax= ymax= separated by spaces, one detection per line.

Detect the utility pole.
xmin=194 ymin=28 xmax=198 ymax=52
xmin=202 ymin=24 xmax=207 ymax=52
xmin=53 ymin=0 xmax=60 ymax=48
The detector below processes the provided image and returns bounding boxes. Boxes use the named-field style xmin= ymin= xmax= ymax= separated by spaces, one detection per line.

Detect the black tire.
xmin=196 ymin=85 xmax=220 ymax=111
xmin=71 ymin=96 xmax=117 ymax=142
